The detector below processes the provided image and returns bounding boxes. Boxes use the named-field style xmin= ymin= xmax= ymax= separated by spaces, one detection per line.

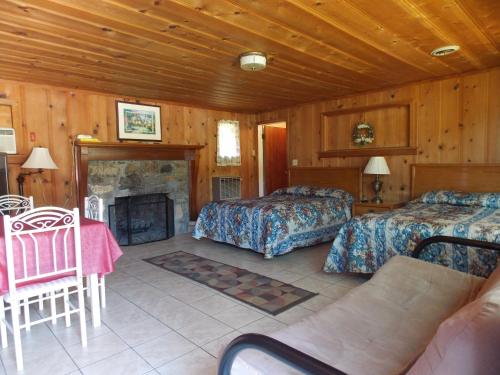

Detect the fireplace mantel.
xmin=74 ymin=141 xmax=204 ymax=220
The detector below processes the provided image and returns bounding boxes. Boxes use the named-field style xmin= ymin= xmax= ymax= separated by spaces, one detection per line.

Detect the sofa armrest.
xmin=218 ymin=333 xmax=346 ymax=375
xmin=412 ymin=235 xmax=500 ymax=260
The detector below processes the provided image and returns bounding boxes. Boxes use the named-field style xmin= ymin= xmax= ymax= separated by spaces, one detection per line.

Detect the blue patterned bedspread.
xmin=193 ymin=186 xmax=353 ymax=258
xmin=324 ymin=191 xmax=500 ymax=277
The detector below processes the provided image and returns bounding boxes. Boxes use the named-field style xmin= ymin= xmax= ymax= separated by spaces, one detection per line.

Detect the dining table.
xmin=0 ymin=216 xmax=123 ymax=327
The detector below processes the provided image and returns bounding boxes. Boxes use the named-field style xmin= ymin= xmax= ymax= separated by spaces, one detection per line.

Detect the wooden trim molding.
xmin=319 ymin=146 xmax=417 ymax=158
xmin=320 ymin=101 xmax=416 ymax=158
xmin=74 ymin=141 xmax=204 ymax=220
xmin=321 ymin=102 xmax=411 ymax=117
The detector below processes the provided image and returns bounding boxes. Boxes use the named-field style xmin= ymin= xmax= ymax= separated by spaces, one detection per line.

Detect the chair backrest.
xmin=0 ymin=195 xmax=34 ymax=216
xmin=3 ymin=207 xmax=82 ymax=295
xmin=84 ymin=195 xmax=104 ymax=222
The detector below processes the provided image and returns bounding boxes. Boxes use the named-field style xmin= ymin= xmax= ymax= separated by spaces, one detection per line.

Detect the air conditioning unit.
xmin=0 ymin=128 xmax=16 ymax=154
xmin=212 ymin=176 xmax=241 ymax=201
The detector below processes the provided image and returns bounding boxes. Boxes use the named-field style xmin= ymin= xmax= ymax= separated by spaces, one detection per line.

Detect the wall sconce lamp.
xmin=364 ymin=156 xmax=390 ymax=204
xmin=17 ymin=147 xmax=58 ymax=196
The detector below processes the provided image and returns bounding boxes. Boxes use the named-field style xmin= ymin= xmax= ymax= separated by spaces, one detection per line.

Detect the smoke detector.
xmin=431 ymin=45 xmax=460 ymax=57
xmin=239 ymin=52 xmax=267 ymax=71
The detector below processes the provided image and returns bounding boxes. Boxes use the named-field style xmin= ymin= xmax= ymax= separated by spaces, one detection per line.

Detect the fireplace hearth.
xmin=109 ymin=193 xmax=174 ymax=245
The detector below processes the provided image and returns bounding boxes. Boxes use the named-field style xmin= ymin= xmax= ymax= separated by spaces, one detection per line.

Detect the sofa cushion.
xmin=407 ymin=265 xmax=500 ymax=375
xmin=230 ymin=256 xmax=485 ymax=375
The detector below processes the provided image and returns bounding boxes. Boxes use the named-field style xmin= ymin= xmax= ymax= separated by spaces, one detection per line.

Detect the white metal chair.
xmin=0 ymin=195 xmax=34 ymax=216
xmin=84 ymin=195 xmax=106 ymax=308
xmin=0 ymin=207 xmax=87 ymax=371
xmin=0 ymin=195 xmax=45 ymax=313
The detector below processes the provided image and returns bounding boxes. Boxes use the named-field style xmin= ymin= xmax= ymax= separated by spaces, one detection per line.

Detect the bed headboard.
xmin=411 ymin=164 xmax=500 ymax=199
xmin=289 ymin=167 xmax=362 ymax=200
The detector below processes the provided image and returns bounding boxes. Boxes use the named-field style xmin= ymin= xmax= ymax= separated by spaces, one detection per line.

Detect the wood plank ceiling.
xmin=0 ymin=0 xmax=498 ymax=112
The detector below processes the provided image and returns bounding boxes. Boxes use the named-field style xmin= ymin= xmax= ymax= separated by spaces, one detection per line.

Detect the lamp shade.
xmin=364 ymin=156 xmax=390 ymax=175
xmin=21 ymin=147 xmax=58 ymax=169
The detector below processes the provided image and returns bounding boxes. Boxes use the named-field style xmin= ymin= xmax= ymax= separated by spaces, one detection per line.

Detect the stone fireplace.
xmin=74 ymin=141 xmax=203 ymax=239
xmin=87 ymin=160 xmax=188 ymax=235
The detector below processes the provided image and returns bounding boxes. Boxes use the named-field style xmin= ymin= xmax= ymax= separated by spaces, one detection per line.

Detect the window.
xmin=217 ymin=120 xmax=241 ymax=166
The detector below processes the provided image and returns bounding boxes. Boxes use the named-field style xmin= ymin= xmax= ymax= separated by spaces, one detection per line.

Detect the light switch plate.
xmin=292 ymin=159 xmax=298 ymax=166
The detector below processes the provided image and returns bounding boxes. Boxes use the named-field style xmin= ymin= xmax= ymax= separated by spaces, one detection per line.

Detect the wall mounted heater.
xmin=0 ymin=128 xmax=16 ymax=154
xmin=212 ymin=176 xmax=241 ymax=201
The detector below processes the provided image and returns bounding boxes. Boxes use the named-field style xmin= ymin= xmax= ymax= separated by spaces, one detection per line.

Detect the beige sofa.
xmin=223 ymin=255 xmax=500 ymax=375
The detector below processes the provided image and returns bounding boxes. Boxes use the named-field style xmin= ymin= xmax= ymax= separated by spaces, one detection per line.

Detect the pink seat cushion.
xmin=407 ymin=265 xmax=500 ymax=375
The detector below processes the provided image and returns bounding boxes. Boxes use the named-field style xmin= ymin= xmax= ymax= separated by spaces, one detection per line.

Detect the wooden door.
xmin=264 ymin=126 xmax=287 ymax=194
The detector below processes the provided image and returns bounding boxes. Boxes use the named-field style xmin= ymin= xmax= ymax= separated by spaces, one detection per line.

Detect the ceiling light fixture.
xmin=239 ymin=52 xmax=267 ymax=71
xmin=430 ymin=45 xmax=460 ymax=57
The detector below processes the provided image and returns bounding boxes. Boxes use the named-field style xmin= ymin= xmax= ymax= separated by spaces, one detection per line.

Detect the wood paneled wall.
xmin=3 ymin=67 xmax=499 ymax=210
xmin=257 ymin=68 xmax=500 ymax=202
xmin=1 ymin=80 xmax=258 ymax=213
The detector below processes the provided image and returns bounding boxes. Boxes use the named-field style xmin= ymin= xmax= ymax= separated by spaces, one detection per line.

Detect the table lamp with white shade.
xmin=364 ymin=156 xmax=390 ymax=204
xmin=17 ymin=147 xmax=58 ymax=196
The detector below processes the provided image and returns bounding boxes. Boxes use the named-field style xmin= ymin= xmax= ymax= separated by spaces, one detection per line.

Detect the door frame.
xmin=257 ymin=121 xmax=288 ymax=196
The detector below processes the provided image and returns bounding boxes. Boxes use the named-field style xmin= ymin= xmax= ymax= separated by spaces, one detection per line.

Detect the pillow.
xmin=407 ymin=268 xmax=500 ymax=375
xmin=271 ymin=186 xmax=352 ymax=202
xmin=418 ymin=190 xmax=500 ymax=209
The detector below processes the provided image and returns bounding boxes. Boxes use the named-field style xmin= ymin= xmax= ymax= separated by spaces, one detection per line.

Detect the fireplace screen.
xmin=109 ymin=193 xmax=174 ymax=246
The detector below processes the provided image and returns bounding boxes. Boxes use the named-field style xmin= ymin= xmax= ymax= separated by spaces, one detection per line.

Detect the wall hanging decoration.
xmin=116 ymin=101 xmax=162 ymax=141
xmin=352 ymin=122 xmax=374 ymax=146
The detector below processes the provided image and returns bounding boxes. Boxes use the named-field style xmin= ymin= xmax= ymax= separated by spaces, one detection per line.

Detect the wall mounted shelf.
xmin=319 ymin=146 xmax=417 ymax=158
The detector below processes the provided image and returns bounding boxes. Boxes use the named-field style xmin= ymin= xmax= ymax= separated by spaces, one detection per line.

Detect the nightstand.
xmin=352 ymin=201 xmax=406 ymax=216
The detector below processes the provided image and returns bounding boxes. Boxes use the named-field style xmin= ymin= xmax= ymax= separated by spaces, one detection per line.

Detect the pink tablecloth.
xmin=0 ymin=217 xmax=123 ymax=293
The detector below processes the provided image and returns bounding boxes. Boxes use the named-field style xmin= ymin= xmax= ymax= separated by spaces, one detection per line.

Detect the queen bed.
xmin=193 ymin=167 xmax=361 ymax=258
xmin=323 ymin=164 xmax=500 ymax=277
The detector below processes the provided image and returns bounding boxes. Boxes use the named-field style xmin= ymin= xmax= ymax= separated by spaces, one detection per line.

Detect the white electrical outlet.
xmin=292 ymin=159 xmax=298 ymax=166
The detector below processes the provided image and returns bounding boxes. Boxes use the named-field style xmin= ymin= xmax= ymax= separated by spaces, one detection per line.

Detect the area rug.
xmin=143 ymin=251 xmax=317 ymax=315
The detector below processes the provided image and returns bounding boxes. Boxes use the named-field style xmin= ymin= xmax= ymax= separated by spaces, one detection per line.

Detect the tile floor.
xmin=0 ymin=234 xmax=366 ymax=375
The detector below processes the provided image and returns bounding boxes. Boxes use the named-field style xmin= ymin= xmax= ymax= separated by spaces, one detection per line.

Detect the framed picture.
xmin=116 ymin=101 xmax=162 ymax=141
